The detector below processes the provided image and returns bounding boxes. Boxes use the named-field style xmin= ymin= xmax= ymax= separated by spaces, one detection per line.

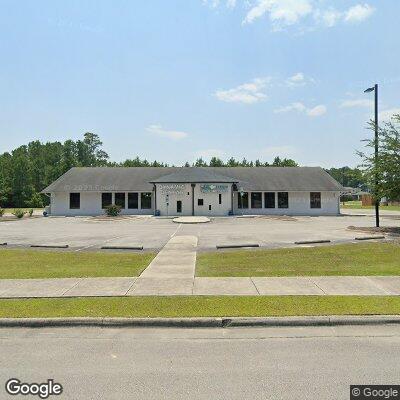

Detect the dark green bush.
xmin=28 ymin=208 xmax=34 ymax=217
xmin=0 ymin=208 xmax=5 ymax=217
xmin=104 ymin=204 xmax=122 ymax=217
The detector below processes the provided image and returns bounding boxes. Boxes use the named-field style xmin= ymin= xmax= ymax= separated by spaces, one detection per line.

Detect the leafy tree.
xmin=326 ymin=166 xmax=366 ymax=189
xmin=0 ymin=152 xmax=12 ymax=206
xmin=193 ymin=157 xmax=207 ymax=167
xmin=209 ymin=157 xmax=224 ymax=167
xmin=358 ymin=114 xmax=400 ymax=201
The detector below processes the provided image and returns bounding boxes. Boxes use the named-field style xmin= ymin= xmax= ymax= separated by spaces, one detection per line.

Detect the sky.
xmin=0 ymin=0 xmax=399 ymax=168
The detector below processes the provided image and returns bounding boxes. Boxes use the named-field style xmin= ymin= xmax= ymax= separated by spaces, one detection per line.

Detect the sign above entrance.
xmin=159 ymin=184 xmax=185 ymax=195
xmin=200 ymin=184 xmax=229 ymax=193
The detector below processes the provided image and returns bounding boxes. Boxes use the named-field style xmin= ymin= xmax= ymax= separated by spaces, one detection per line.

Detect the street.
xmin=1 ymin=325 xmax=400 ymax=399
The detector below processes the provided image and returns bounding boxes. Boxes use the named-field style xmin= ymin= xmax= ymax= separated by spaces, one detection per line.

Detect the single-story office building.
xmin=42 ymin=167 xmax=343 ymax=217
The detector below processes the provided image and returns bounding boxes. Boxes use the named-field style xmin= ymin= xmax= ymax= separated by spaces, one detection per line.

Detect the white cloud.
xmin=194 ymin=149 xmax=226 ymax=160
xmin=146 ymin=124 xmax=188 ymax=140
xmin=215 ymin=77 xmax=270 ymax=104
xmin=286 ymin=72 xmax=306 ymax=87
xmin=307 ymin=104 xmax=327 ymax=117
xmin=285 ymin=72 xmax=315 ymax=87
xmin=274 ymin=102 xmax=326 ymax=117
xmin=344 ymin=4 xmax=375 ymax=23
xmin=379 ymin=108 xmax=400 ymax=122
xmin=261 ymin=145 xmax=297 ymax=157
xmin=274 ymin=102 xmax=306 ymax=113
xmin=202 ymin=0 xmax=237 ymax=8
xmin=202 ymin=0 xmax=220 ymax=8
xmin=317 ymin=8 xmax=343 ymax=27
xmin=243 ymin=0 xmax=313 ymax=27
xmin=340 ymin=99 xmax=374 ymax=108
xmin=201 ymin=0 xmax=376 ymax=30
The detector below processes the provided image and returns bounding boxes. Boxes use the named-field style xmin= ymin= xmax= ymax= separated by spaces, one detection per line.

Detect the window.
xmin=198 ymin=199 xmax=204 ymax=206
xmin=115 ymin=193 xmax=125 ymax=209
xmin=102 ymin=193 xmax=112 ymax=209
xmin=209 ymin=205 xmax=211 ymax=211
xmin=310 ymin=192 xmax=321 ymax=209
xmin=264 ymin=192 xmax=275 ymax=208
xmin=128 ymin=193 xmax=138 ymax=209
xmin=141 ymin=192 xmax=152 ymax=209
xmin=238 ymin=192 xmax=249 ymax=209
xmin=251 ymin=192 xmax=262 ymax=208
xmin=70 ymin=193 xmax=80 ymax=209
xmin=278 ymin=192 xmax=289 ymax=209
xmin=177 ymin=200 xmax=182 ymax=213
xmin=219 ymin=194 xmax=222 ymax=205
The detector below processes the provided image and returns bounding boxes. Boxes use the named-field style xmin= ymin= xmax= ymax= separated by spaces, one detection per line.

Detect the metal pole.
xmin=374 ymin=84 xmax=380 ymax=227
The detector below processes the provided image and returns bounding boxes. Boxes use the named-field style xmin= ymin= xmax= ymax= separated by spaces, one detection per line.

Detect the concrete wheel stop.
xmin=173 ymin=216 xmax=210 ymax=224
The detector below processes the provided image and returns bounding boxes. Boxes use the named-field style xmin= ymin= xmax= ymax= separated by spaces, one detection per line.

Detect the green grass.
xmin=341 ymin=201 xmax=400 ymax=211
xmin=196 ymin=243 xmax=400 ymax=277
xmin=0 ymin=296 xmax=400 ymax=318
xmin=1 ymin=208 xmax=43 ymax=214
xmin=0 ymin=249 xmax=155 ymax=279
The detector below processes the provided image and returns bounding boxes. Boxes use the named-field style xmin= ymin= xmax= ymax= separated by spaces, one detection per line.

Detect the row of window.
xmin=238 ymin=192 xmax=322 ymax=209
xmin=69 ymin=192 xmax=152 ymax=210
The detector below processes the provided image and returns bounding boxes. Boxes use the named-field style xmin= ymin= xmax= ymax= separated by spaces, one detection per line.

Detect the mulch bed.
xmin=348 ymin=225 xmax=400 ymax=235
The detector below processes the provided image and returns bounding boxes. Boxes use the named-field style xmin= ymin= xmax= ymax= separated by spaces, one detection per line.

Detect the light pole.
xmin=364 ymin=84 xmax=380 ymax=227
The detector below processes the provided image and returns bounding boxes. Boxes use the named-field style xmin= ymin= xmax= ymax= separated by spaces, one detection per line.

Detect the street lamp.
xmin=364 ymin=84 xmax=380 ymax=227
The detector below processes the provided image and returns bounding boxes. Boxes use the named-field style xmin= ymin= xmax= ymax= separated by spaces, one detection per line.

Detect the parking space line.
xmin=170 ymin=224 xmax=182 ymax=238
xmin=75 ymin=236 xmax=125 ymax=252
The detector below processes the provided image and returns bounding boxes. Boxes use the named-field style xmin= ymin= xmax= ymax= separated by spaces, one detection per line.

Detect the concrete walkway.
xmin=0 ymin=276 xmax=399 ymax=298
xmin=129 ymin=235 xmax=197 ymax=295
xmin=1 ymin=234 xmax=400 ymax=298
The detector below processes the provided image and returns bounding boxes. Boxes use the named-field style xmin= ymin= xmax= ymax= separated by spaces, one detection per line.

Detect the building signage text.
xmin=159 ymin=184 xmax=186 ymax=194
xmin=200 ymin=184 xmax=229 ymax=193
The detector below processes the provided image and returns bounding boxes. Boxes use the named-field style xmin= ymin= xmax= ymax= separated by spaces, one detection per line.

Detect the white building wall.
xmin=50 ymin=191 xmax=154 ymax=216
xmin=232 ymin=191 xmax=340 ymax=216
xmin=193 ymin=184 xmax=232 ymax=216
xmin=155 ymin=183 xmax=233 ymax=216
xmin=156 ymin=184 xmax=193 ymax=216
xmin=50 ymin=189 xmax=340 ymax=217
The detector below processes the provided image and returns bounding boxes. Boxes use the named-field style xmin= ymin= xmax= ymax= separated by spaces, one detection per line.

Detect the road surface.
xmin=1 ymin=325 xmax=400 ymax=399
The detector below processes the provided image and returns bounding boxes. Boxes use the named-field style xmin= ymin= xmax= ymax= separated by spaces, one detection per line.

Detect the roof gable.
xmin=150 ymin=168 xmax=237 ymax=183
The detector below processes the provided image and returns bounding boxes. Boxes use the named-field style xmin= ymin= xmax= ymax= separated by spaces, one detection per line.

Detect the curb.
xmin=0 ymin=315 xmax=400 ymax=328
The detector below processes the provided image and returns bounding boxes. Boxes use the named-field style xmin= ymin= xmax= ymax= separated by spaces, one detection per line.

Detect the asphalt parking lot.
xmin=1 ymin=209 xmax=399 ymax=252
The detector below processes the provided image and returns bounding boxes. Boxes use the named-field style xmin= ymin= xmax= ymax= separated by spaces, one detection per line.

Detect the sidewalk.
xmin=0 ymin=275 xmax=399 ymax=298
xmin=1 ymin=234 xmax=400 ymax=298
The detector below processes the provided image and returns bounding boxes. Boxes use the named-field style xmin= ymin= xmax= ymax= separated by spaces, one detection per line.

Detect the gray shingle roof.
xmin=42 ymin=166 xmax=342 ymax=193
xmin=150 ymin=168 xmax=237 ymax=183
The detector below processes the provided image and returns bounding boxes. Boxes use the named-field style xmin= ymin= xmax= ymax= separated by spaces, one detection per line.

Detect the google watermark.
xmin=351 ymin=385 xmax=400 ymax=400
xmin=5 ymin=378 xmax=63 ymax=399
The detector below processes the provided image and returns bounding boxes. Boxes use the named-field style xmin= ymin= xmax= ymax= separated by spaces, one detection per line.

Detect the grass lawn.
xmin=0 ymin=249 xmax=155 ymax=279
xmin=341 ymin=201 xmax=400 ymax=211
xmin=1 ymin=208 xmax=43 ymax=214
xmin=1 ymin=296 xmax=400 ymax=318
xmin=196 ymin=242 xmax=400 ymax=277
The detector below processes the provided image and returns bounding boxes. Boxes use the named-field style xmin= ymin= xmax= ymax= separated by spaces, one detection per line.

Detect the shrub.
xmin=104 ymin=204 xmax=122 ymax=217
xmin=0 ymin=208 xmax=4 ymax=217
xmin=28 ymin=192 xmax=44 ymax=208
xmin=28 ymin=208 xmax=34 ymax=217
xmin=13 ymin=209 xmax=26 ymax=219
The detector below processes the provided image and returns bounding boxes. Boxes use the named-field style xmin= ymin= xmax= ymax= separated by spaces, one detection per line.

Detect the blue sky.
xmin=0 ymin=0 xmax=399 ymax=167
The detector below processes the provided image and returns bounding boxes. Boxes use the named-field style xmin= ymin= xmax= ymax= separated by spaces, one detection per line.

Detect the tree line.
xmin=0 ymin=130 xmax=381 ymax=208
